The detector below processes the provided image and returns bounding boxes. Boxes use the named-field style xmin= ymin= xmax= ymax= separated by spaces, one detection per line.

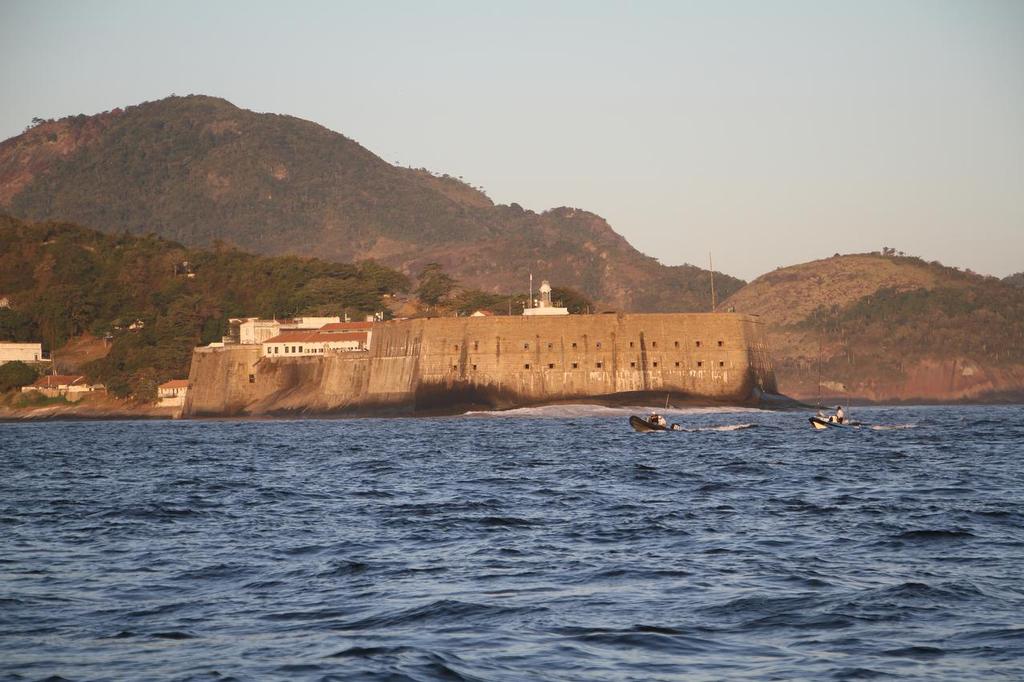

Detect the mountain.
xmin=0 ymin=95 xmax=741 ymax=311
xmin=723 ymin=253 xmax=1024 ymax=402
xmin=0 ymin=214 xmax=409 ymax=399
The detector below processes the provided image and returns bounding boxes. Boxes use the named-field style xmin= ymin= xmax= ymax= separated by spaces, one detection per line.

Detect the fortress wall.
xmin=244 ymin=353 xmax=373 ymax=414
xmin=407 ymin=313 xmax=772 ymax=408
xmin=740 ymin=315 xmax=778 ymax=395
xmin=185 ymin=313 xmax=777 ymax=416
xmin=364 ymin=321 xmax=423 ymax=406
xmin=185 ymin=346 xmax=263 ymax=416
xmin=186 ymin=347 xmax=378 ymax=416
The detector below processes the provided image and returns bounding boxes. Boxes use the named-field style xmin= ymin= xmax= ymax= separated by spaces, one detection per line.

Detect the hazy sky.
xmin=2 ymin=0 xmax=1021 ymax=280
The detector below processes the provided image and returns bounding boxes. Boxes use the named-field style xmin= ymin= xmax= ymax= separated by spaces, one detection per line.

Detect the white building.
xmin=0 ymin=342 xmax=45 ymax=364
xmin=262 ymin=330 xmax=370 ymax=357
xmin=157 ymin=379 xmax=190 ymax=407
xmin=522 ymin=280 xmax=569 ymax=316
xmin=227 ymin=316 xmax=342 ymax=345
xmin=21 ymin=375 xmax=104 ymax=401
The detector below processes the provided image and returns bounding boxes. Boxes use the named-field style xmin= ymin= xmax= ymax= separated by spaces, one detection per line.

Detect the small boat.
xmin=809 ymin=415 xmax=850 ymax=430
xmin=630 ymin=413 xmax=683 ymax=432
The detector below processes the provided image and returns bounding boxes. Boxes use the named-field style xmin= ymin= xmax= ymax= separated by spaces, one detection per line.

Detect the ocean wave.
xmin=681 ymin=423 xmax=758 ymax=432
xmin=4 ymin=404 xmax=1024 ymax=680
xmin=462 ymin=403 xmax=760 ymax=418
xmin=333 ymin=599 xmax=533 ymax=631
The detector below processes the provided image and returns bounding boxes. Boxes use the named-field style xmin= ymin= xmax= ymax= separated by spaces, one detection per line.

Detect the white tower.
xmin=523 ymin=279 xmax=569 ymax=316
xmin=538 ymin=280 xmax=553 ymax=308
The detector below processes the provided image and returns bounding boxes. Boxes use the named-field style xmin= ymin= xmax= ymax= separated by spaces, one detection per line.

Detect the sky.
xmin=1 ymin=0 xmax=1022 ymax=281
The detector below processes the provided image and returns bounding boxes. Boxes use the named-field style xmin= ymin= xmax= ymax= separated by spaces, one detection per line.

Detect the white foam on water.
xmin=462 ymin=404 xmax=761 ymax=419
xmin=682 ymin=423 xmax=758 ymax=432
xmin=870 ymin=424 xmax=918 ymax=430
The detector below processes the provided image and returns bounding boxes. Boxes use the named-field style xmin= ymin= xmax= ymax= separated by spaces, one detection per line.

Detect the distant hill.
xmin=1004 ymin=272 xmax=1024 ymax=289
xmin=723 ymin=253 xmax=1024 ymax=402
xmin=0 ymin=95 xmax=741 ymax=312
xmin=0 ymin=214 xmax=409 ymax=399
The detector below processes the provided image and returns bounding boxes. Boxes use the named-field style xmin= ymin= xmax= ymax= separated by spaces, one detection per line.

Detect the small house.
xmin=21 ymin=375 xmax=104 ymax=401
xmin=157 ymin=379 xmax=190 ymax=407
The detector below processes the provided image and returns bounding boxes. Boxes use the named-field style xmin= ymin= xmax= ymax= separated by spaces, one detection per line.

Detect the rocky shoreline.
xmin=0 ymin=395 xmax=179 ymax=421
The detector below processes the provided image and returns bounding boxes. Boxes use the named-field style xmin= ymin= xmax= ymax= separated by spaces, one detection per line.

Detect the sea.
xmin=2 ymin=404 xmax=1023 ymax=681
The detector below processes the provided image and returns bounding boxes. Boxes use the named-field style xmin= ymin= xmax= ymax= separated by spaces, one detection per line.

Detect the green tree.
xmin=416 ymin=263 xmax=457 ymax=306
xmin=0 ymin=309 xmax=39 ymax=342
xmin=551 ymin=286 xmax=594 ymax=314
xmin=0 ymin=361 xmax=37 ymax=393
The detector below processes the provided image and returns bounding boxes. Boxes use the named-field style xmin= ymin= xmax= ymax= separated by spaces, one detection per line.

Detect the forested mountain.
xmin=723 ymin=253 xmax=1024 ymax=402
xmin=0 ymin=214 xmax=408 ymax=399
xmin=0 ymin=95 xmax=741 ymax=312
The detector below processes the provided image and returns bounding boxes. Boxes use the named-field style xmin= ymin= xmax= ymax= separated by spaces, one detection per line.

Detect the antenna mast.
xmin=709 ymin=252 xmax=717 ymax=312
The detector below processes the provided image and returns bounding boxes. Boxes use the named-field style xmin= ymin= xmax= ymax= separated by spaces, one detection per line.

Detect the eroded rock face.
xmin=0 ymin=111 xmax=122 ymax=205
xmin=778 ymin=358 xmax=1024 ymax=403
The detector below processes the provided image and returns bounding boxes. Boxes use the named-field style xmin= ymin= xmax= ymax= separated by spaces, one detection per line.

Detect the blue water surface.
xmin=2 ymin=404 xmax=1023 ymax=680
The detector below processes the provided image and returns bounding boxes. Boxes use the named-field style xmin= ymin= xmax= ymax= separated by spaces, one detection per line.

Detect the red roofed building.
xmin=262 ymin=329 xmax=370 ymax=357
xmin=22 ymin=374 xmax=104 ymax=401
xmin=319 ymin=321 xmax=373 ymax=332
xmin=157 ymin=379 xmax=190 ymax=407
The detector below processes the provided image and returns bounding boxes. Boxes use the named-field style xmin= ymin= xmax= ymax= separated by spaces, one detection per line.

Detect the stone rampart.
xmin=185 ymin=313 xmax=777 ymax=416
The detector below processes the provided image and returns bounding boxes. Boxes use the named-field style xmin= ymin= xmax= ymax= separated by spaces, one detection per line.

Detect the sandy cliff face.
xmin=185 ymin=313 xmax=778 ymax=417
xmin=778 ymin=357 xmax=1024 ymax=404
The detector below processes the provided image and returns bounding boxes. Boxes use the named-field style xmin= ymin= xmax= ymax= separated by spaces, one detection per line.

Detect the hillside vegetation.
xmin=0 ymin=95 xmax=742 ymax=312
xmin=724 ymin=253 xmax=1024 ymax=402
xmin=0 ymin=214 xmax=409 ymax=399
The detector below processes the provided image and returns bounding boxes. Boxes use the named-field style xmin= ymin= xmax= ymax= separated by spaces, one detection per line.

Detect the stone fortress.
xmin=184 ymin=303 xmax=779 ymax=417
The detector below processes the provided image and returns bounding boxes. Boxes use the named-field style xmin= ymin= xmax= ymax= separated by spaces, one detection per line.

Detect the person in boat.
xmin=835 ymin=405 xmax=846 ymax=424
xmin=648 ymin=413 xmax=667 ymax=428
